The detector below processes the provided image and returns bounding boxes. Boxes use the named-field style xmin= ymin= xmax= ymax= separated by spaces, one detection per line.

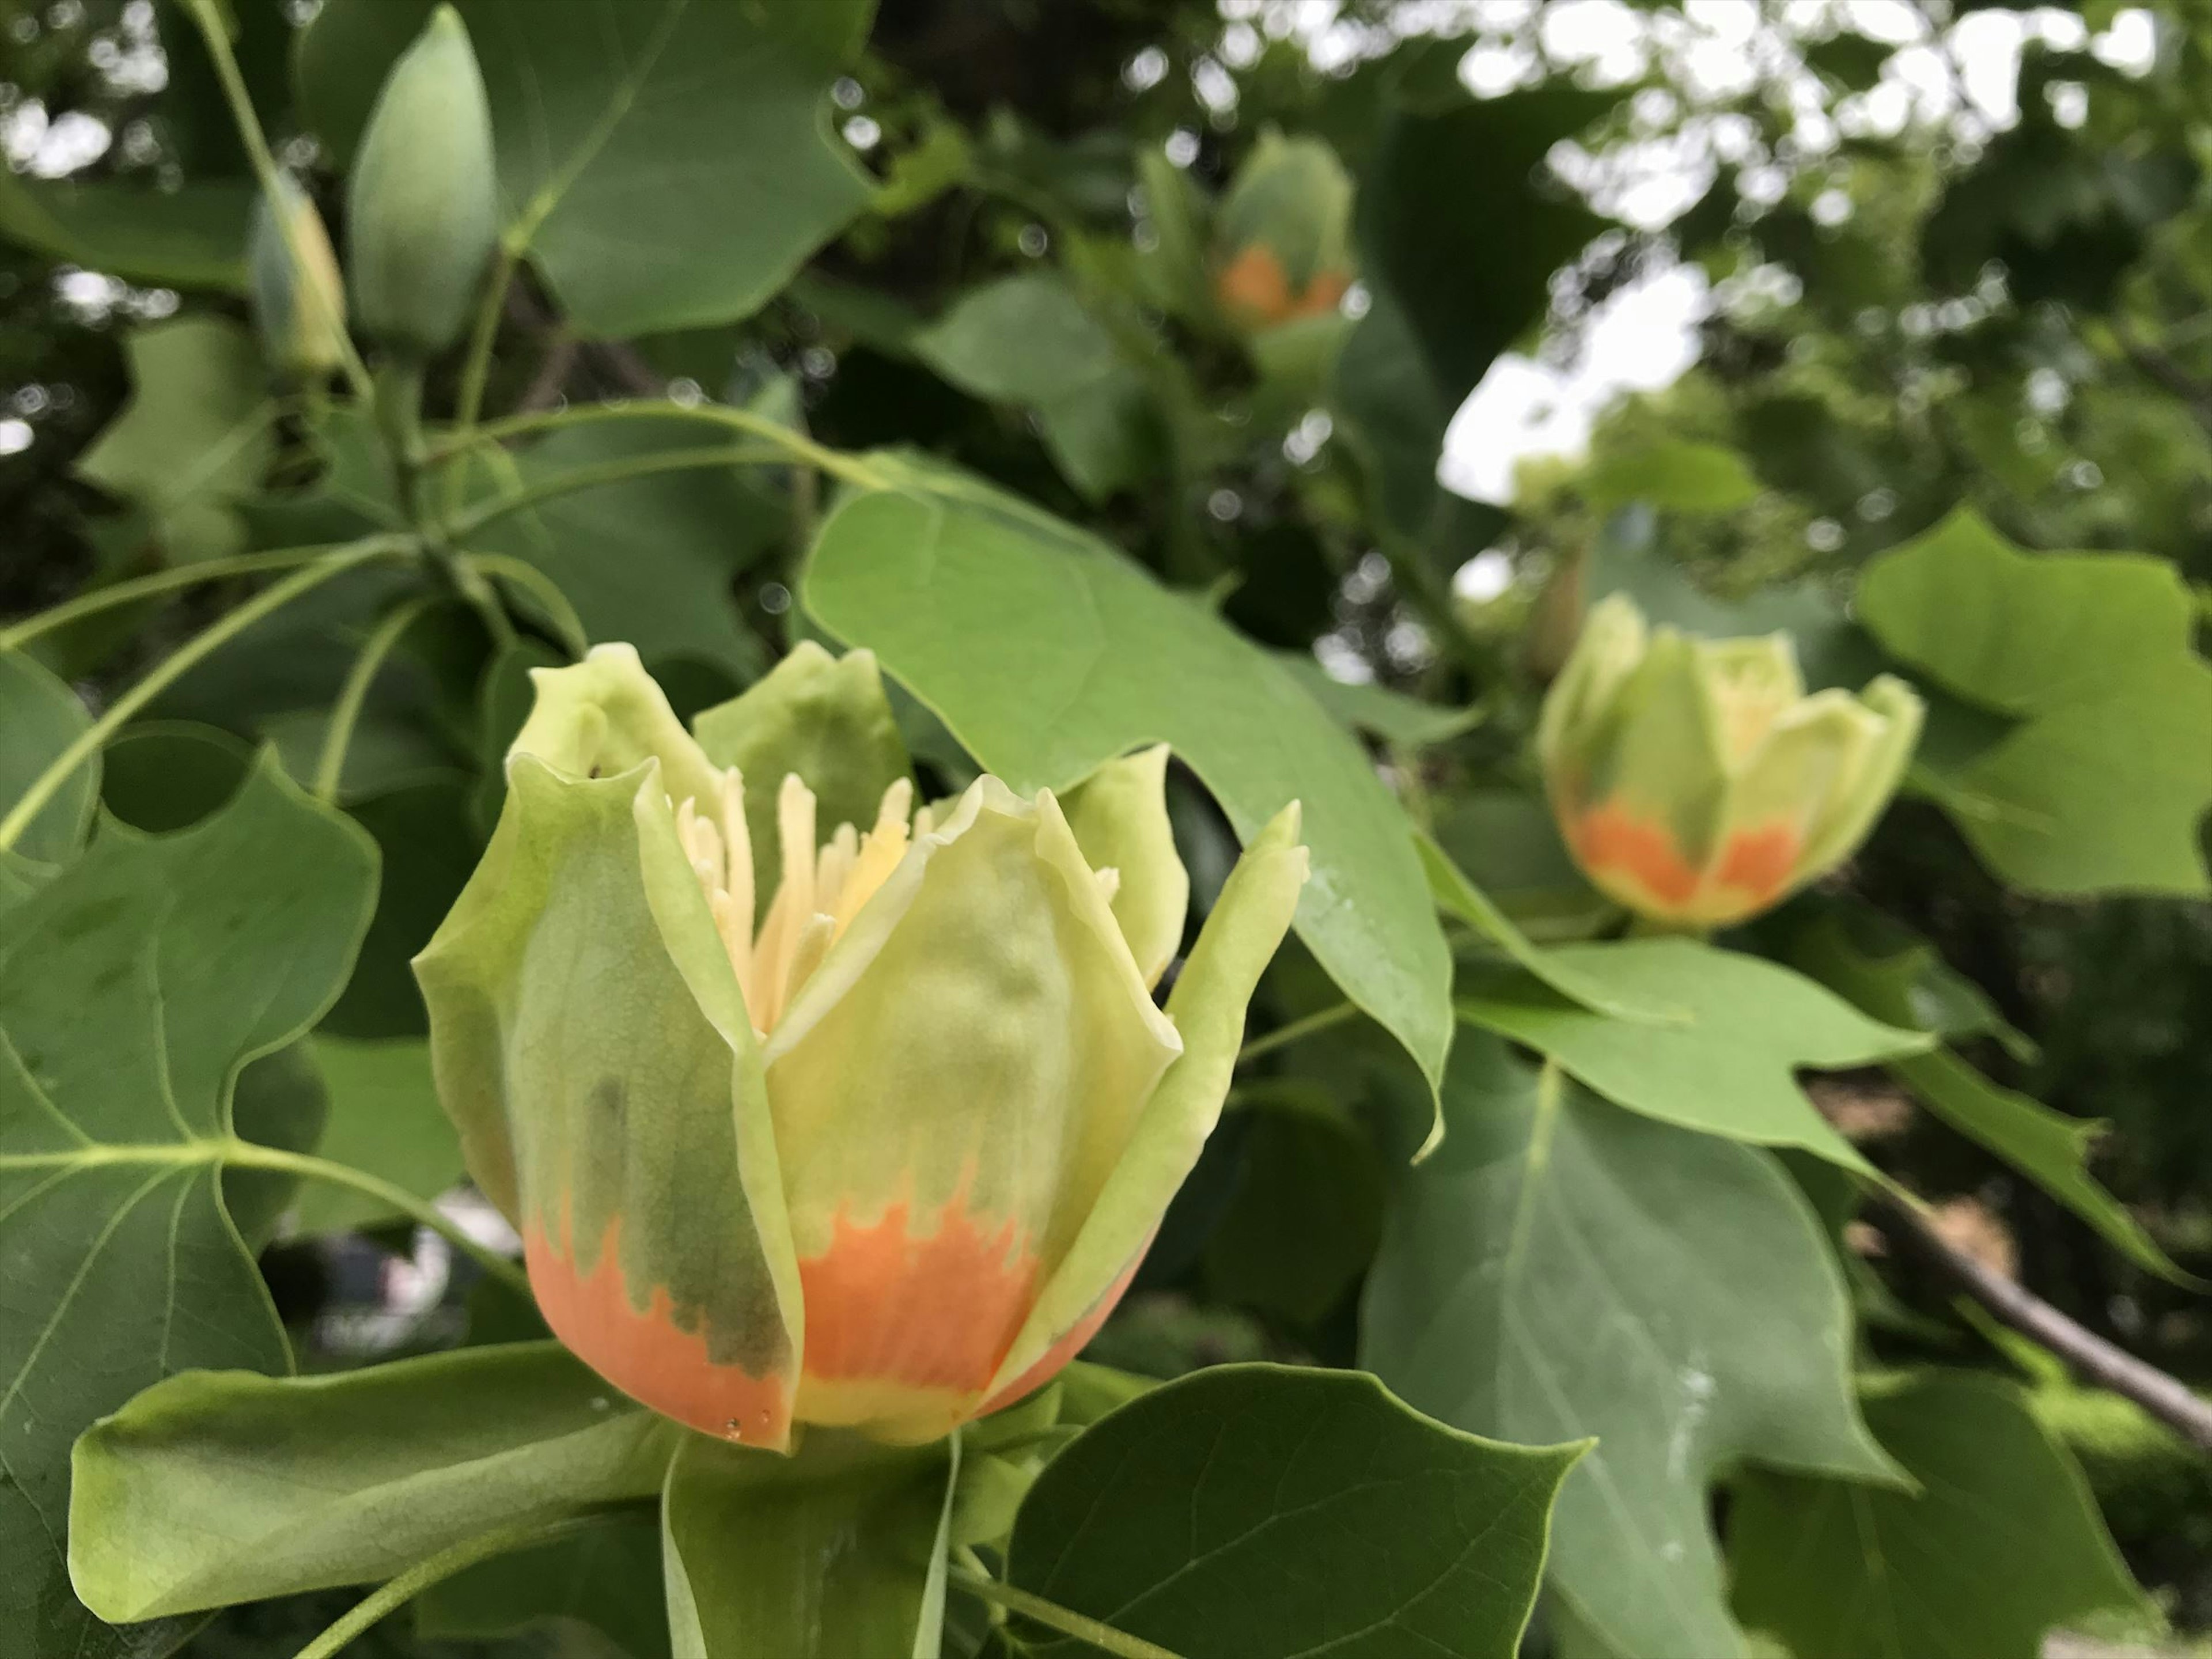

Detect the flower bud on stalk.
xmin=416 ymin=646 xmax=1309 ymax=1449
xmin=1211 ymin=131 xmax=1355 ymax=332
xmin=249 ymin=173 xmax=346 ymax=380
xmin=346 ymin=4 xmax=499 ymax=358
xmin=1537 ymin=594 xmax=1923 ymax=927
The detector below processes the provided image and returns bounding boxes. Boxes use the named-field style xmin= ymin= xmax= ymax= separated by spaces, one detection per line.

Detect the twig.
xmin=1865 ymin=1192 xmax=2212 ymax=1456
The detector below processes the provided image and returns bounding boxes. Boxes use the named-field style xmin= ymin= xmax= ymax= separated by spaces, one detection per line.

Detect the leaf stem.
xmin=0 ymin=545 xmax=393 ymax=854
xmin=288 ymin=1513 xmax=597 ymax=1659
xmin=315 ymin=595 xmax=436 ymax=803
xmin=177 ymin=0 xmax=374 ymax=405
xmin=948 ymin=1569 xmax=1187 ymax=1659
xmin=226 ymin=1141 xmax=532 ymax=1300
xmin=1236 ymin=1001 xmax=1360 ymax=1066
xmin=448 ymin=245 xmax=521 ymax=459
xmin=459 ymin=552 xmax=589 ymax=658
xmin=425 ymin=399 xmax=892 ymax=493
xmin=441 ymin=444 xmax=787 ymax=540
xmin=0 ymin=543 xmax=403 ymax=650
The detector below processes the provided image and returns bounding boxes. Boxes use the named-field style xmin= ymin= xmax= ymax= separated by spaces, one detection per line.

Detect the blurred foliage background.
xmin=7 ymin=0 xmax=2212 ymax=1651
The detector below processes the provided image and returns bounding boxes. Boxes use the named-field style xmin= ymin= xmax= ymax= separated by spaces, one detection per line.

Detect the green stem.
xmin=1236 ymin=1001 xmax=1360 ymax=1065
xmin=0 ymin=542 xmax=407 ymax=650
xmin=948 ymin=1569 xmax=1187 ymax=1659
xmin=315 ymin=596 xmax=436 ymax=804
xmin=442 ymin=444 xmax=786 ymax=540
xmin=178 ymin=0 xmax=373 ymax=405
xmin=449 ymin=244 xmax=520 ymax=452
xmin=0 ymin=546 xmax=389 ymax=854
xmin=426 ymin=399 xmax=891 ymax=493
xmin=227 ymin=1141 xmax=533 ymax=1300
xmin=289 ymin=1513 xmax=596 ymax=1659
xmin=459 ymin=553 xmax=589 ymax=658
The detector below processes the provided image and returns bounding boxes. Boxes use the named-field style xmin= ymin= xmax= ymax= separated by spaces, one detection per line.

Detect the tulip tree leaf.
xmin=1273 ymin=652 xmax=1482 ymax=747
xmin=1857 ymin=509 xmax=2212 ymax=895
xmin=0 ymin=171 xmax=252 ymax=292
xmin=289 ymin=1036 xmax=464 ymax=1234
xmin=298 ymin=0 xmax=876 ymax=338
xmin=1001 ymin=1363 xmax=1582 ymax=1659
xmin=1419 ymin=834 xmax=1681 ymax=1025
xmin=1456 ymin=937 xmax=1927 ymax=1169
xmin=467 ymin=418 xmax=785 ymax=679
xmin=1361 ymin=1035 xmax=1901 ymax=1659
xmin=804 ymin=476 xmax=1453 ymax=1097
xmin=1731 ymin=1371 xmax=2145 ymax=1659
xmin=661 ymin=1430 xmax=954 ymax=1659
xmin=913 ymin=274 xmax=1150 ymax=501
xmin=1786 ymin=909 xmax=2184 ymax=1282
xmin=74 ymin=316 xmax=274 ymax=565
xmin=0 ymin=757 xmax=376 ymax=1659
xmin=1202 ymin=1094 xmax=1385 ymax=1325
xmin=0 ymin=649 xmax=96 ymax=869
xmin=68 ymin=1344 xmax=677 ymax=1622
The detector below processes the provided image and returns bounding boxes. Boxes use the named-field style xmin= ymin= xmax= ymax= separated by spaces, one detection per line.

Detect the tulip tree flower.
xmin=1211 ymin=131 xmax=1354 ymax=331
xmin=1537 ymin=594 xmax=1923 ymax=927
xmin=415 ymin=644 xmax=1308 ymax=1449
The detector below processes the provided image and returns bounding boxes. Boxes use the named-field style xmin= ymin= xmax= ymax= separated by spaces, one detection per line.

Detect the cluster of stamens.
xmin=675 ymin=772 xmax=926 ymax=1035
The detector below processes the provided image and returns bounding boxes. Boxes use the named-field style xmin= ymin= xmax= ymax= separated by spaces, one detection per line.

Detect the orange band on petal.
xmin=982 ymin=1242 xmax=1149 ymax=1417
xmin=798 ymin=1198 xmax=1039 ymax=1397
xmin=1571 ymin=800 xmax=1701 ymax=908
xmin=525 ymin=1218 xmax=791 ymax=1448
xmin=1715 ymin=822 xmax=1800 ymax=901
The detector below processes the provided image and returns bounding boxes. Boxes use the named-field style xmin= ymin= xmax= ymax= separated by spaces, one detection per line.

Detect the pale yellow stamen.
xmin=672 ymin=770 xmax=926 ymax=1038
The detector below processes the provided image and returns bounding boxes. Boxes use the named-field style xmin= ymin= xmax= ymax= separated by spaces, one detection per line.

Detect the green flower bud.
xmin=346 ymin=4 xmax=499 ymax=358
xmin=1537 ymin=594 xmax=1924 ymax=926
xmin=249 ymin=173 xmax=347 ymax=379
xmin=415 ymin=646 xmax=1307 ymax=1449
xmin=1212 ymin=131 xmax=1354 ymax=332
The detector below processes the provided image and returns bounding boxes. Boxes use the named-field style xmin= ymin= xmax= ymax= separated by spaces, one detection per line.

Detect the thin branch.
xmin=0 ymin=541 xmax=404 ymax=650
xmin=226 ymin=1140 xmax=532 ymax=1301
xmin=0 ymin=545 xmax=395 ymax=853
xmin=1237 ymin=1001 xmax=1361 ymax=1066
xmin=520 ymin=332 xmax=579 ymax=413
xmin=315 ymin=595 xmax=435 ymax=803
xmin=1865 ymin=1192 xmax=2212 ymax=1456
xmin=288 ymin=1513 xmax=602 ymax=1659
xmin=440 ymin=444 xmax=786 ymax=540
xmin=948 ymin=1569 xmax=1187 ymax=1659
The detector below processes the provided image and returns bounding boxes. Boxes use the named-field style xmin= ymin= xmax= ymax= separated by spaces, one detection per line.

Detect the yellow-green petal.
xmin=1061 ymin=743 xmax=1190 ymax=989
xmin=762 ymin=779 xmax=1181 ymax=1441
xmin=986 ymin=802 xmax=1308 ymax=1406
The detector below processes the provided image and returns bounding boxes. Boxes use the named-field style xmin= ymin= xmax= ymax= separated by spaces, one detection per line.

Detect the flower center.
xmin=674 ymin=772 xmax=925 ymax=1036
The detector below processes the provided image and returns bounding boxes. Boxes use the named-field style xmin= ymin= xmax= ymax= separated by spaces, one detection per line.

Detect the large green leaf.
xmin=297 ymin=0 xmax=874 ymax=338
xmin=911 ymin=273 xmax=1150 ymax=501
xmin=1856 ymin=509 xmax=2212 ymax=895
xmin=1362 ymin=1035 xmax=1900 ymax=1659
xmin=999 ymin=1362 xmax=1581 ymax=1658
xmin=0 ymin=171 xmax=251 ymax=292
xmin=0 ymin=757 xmax=376 ymax=1659
xmin=1456 ymin=937 xmax=1926 ymax=1169
xmin=74 ymin=317 xmax=274 ymax=565
xmin=661 ymin=1430 xmax=953 ymax=1659
xmin=1336 ymin=85 xmax=1612 ymax=539
xmin=1787 ymin=908 xmax=2183 ymax=1281
xmin=290 ymin=1036 xmax=463 ymax=1234
xmin=1731 ymin=1370 xmax=2145 ymax=1659
xmin=0 ymin=649 xmax=96 ymax=869
xmin=69 ymin=1343 xmax=677 ymax=1621
xmin=803 ymin=474 xmax=1453 ymax=1097
xmin=466 ymin=418 xmax=783 ymax=679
